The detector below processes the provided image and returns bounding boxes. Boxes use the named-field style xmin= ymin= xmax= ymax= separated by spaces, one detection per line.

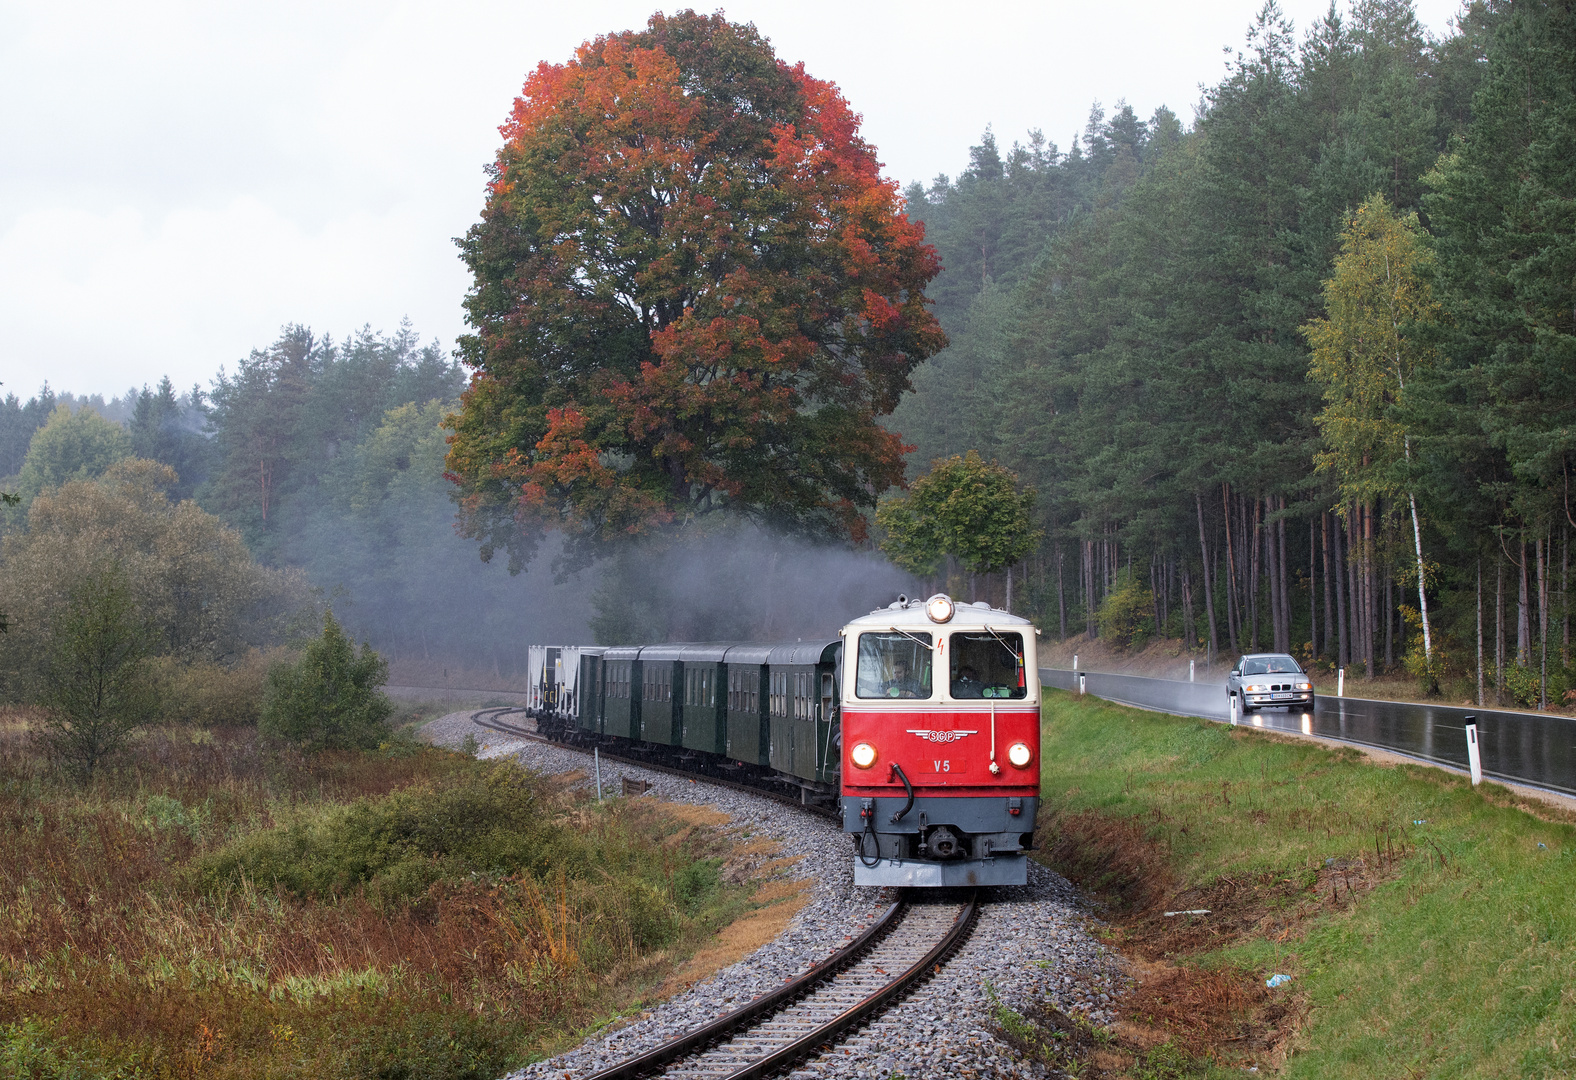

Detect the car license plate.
xmin=1273 ymin=693 xmax=1292 ymax=700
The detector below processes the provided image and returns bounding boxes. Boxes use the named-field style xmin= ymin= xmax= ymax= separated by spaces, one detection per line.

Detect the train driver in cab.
xmin=951 ymin=664 xmax=983 ymax=698
xmin=882 ymin=659 xmax=923 ymax=698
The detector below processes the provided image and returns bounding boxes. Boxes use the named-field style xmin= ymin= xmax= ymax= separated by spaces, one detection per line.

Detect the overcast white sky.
xmin=1 ymin=0 xmax=1465 ymax=400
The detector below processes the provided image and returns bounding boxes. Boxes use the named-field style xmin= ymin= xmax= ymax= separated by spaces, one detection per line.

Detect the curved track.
xmin=467 ymin=707 xmax=983 ymax=1079
xmin=586 ymin=893 xmax=977 ymax=1080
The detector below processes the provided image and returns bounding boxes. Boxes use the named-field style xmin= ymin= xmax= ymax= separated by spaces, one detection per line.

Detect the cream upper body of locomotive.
xmin=838 ymin=594 xmax=1040 ymax=705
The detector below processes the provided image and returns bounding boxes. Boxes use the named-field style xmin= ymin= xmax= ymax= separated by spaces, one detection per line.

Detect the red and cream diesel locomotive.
xmin=839 ymin=594 xmax=1040 ymax=887
xmin=526 ymin=592 xmax=1040 ymax=889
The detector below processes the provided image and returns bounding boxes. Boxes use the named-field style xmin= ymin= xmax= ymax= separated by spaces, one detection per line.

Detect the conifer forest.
xmin=4 ymin=0 xmax=1573 ymax=708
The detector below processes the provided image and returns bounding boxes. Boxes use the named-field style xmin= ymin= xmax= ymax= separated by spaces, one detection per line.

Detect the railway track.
xmin=587 ymin=893 xmax=977 ymax=1080
xmin=467 ymin=707 xmax=983 ymax=1080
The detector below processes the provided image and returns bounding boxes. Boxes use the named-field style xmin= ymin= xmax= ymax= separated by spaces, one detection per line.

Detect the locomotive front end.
xmin=840 ymin=596 xmax=1041 ymax=887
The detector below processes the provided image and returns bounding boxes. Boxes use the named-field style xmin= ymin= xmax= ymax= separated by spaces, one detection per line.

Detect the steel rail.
xmin=581 ymin=897 xmax=907 ymax=1080
xmin=468 ymin=708 xmax=840 ymax=822
xmin=586 ymin=893 xmax=978 ymax=1080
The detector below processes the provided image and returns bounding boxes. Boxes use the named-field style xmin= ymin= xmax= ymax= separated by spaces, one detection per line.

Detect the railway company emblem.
xmin=905 ymin=729 xmax=978 ymax=743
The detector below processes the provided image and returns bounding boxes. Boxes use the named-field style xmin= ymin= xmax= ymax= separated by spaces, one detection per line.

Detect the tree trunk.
xmin=1260 ymin=495 xmax=1273 ymax=652
xmin=1384 ymin=568 xmax=1393 ymax=672
xmin=1278 ymin=503 xmax=1290 ymax=654
xmin=1310 ymin=516 xmax=1319 ymax=660
xmin=1538 ymin=535 xmax=1548 ymax=708
xmin=1352 ymin=506 xmax=1363 ymax=676
xmin=1496 ymin=556 xmax=1505 ymax=704
xmin=1518 ymin=540 xmax=1531 ymax=665
xmin=1057 ymin=544 xmax=1067 ymax=641
xmin=1197 ymin=492 xmax=1219 ymax=663
xmin=1224 ymin=486 xmax=1240 ymax=655
xmin=1407 ymin=491 xmax=1432 ymax=662
xmin=1477 ymin=558 xmax=1485 ymax=708
xmin=1249 ymin=496 xmax=1262 ymax=651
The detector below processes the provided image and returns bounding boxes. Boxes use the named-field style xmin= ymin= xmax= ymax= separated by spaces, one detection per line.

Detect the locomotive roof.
xmin=844 ymin=596 xmax=1034 ymax=633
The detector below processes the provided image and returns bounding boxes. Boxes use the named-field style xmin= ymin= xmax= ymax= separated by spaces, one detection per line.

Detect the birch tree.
xmin=1304 ymin=193 xmax=1442 ymax=664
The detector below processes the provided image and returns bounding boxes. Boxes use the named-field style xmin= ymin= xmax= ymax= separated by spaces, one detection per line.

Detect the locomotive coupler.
xmin=925 ymin=825 xmax=964 ymax=860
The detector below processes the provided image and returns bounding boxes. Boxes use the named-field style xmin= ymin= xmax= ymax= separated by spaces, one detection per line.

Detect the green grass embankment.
xmin=1034 ymin=688 xmax=1576 ymax=1079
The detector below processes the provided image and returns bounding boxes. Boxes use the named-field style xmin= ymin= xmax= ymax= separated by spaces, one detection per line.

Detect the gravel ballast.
xmin=420 ymin=709 xmax=1127 ymax=1080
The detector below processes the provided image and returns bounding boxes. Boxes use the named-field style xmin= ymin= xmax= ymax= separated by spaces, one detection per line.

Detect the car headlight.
xmin=1296 ymin=681 xmax=1312 ymax=691
xmin=1245 ymin=684 xmax=1267 ymax=693
xmin=925 ymin=593 xmax=954 ymax=623
xmin=851 ymin=742 xmax=877 ymax=769
xmin=1007 ymin=741 xmax=1032 ymax=768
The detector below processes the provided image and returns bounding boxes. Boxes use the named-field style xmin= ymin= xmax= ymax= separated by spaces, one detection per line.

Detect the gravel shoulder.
xmin=420 ymin=710 xmax=1124 ymax=1080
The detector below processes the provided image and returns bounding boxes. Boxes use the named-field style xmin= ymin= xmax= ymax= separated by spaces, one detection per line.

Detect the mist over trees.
xmin=893 ymin=0 xmax=1575 ymax=706
xmin=8 ymin=0 xmax=1571 ymax=701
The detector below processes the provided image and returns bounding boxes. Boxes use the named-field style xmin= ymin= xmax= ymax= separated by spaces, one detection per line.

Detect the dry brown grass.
xmin=0 ymin=723 xmax=763 ymax=1078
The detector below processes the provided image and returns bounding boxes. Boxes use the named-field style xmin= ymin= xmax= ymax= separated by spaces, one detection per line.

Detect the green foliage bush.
xmin=189 ymin=764 xmax=551 ymax=908
xmin=151 ymin=648 xmax=281 ymax=726
xmin=261 ymin=613 xmax=391 ymax=751
xmin=1096 ymin=568 xmax=1154 ymax=651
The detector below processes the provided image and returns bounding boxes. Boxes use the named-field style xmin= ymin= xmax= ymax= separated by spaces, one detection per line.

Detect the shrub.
xmin=1096 ymin=568 xmax=1154 ymax=651
xmin=152 ymin=647 xmax=281 ymax=726
xmin=261 ymin=612 xmax=391 ymax=751
xmin=189 ymin=764 xmax=554 ymax=907
xmin=37 ymin=563 xmax=160 ymax=777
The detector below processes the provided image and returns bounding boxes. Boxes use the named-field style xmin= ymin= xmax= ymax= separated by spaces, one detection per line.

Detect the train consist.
xmin=526 ymin=594 xmax=1041 ymax=888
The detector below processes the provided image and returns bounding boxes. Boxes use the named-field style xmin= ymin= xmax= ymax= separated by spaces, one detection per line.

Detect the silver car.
xmin=1227 ymin=653 xmax=1314 ymax=713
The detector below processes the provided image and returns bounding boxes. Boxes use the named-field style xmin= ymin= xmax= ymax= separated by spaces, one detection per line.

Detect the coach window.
xmin=949 ymin=632 xmax=1027 ymax=699
xmin=855 ymin=632 xmax=933 ymax=699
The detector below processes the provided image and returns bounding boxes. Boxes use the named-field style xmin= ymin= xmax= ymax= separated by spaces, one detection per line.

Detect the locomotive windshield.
xmin=949 ymin=632 xmax=1027 ymax=698
xmin=855 ymin=632 xmax=933 ymax=699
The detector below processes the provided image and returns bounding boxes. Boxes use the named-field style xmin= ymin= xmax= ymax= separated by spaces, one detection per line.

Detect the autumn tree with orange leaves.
xmin=446 ymin=12 xmax=945 ymax=572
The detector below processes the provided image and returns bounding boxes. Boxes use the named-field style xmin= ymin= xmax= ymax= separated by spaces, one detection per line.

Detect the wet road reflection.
xmin=1042 ymin=668 xmax=1576 ymax=795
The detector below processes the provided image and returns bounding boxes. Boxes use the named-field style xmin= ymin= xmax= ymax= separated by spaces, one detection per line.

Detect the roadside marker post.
xmin=1189 ymin=660 xmax=1195 ymax=683
xmin=1229 ymin=694 xmax=1238 ymax=726
xmin=1465 ymin=718 xmax=1482 ymax=786
xmin=1073 ymin=654 xmax=1079 ymax=671
xmin=1337 ymin=668 xmax=1345 ymax=697
xmin=1078 ymin=672 xmax=1086 ymax=696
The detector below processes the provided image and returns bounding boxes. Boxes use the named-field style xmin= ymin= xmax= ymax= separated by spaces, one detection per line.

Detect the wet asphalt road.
xmin=1042 ymin=668 xmax=1576 ymax=796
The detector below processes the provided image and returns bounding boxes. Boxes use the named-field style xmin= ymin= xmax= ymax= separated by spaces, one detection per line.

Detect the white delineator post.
xmin=1190 ymin=660 xmax=1196 ymax=683
xmin=1073 ymin=654 xmax=1079 ymax=671
xmin=1078 ymin=672 xmax=1086 ymax=696
xmin=1338 ymin=668 xmax=1345 ymax=698
xmin=1229 ymin=693 xmax=1239 ymax=726
xmin=1465 ymin=718 xmax=1482 ymax=786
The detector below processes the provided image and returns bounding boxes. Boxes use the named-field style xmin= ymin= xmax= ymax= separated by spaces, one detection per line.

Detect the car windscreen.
xmin=855 ymin=632 xmax=933 ymax=699
xmin=1240 ymin=655 xmax=1302 ymax=675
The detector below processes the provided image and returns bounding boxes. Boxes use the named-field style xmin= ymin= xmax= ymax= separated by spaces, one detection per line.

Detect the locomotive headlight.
xmin=1007 ymin=741 xmax=1033 ymax=768
xmin=925 ymin=594 xmax=955 ymax=623
xmin=851 ymin=742 xmax=878 ymax=769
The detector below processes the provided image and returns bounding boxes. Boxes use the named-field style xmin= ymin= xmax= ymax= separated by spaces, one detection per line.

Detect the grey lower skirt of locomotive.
xmin=843 ymin=790 xmax=1038 ymax=888
xmin=529 ymin=640 xmax=843 ymax=807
